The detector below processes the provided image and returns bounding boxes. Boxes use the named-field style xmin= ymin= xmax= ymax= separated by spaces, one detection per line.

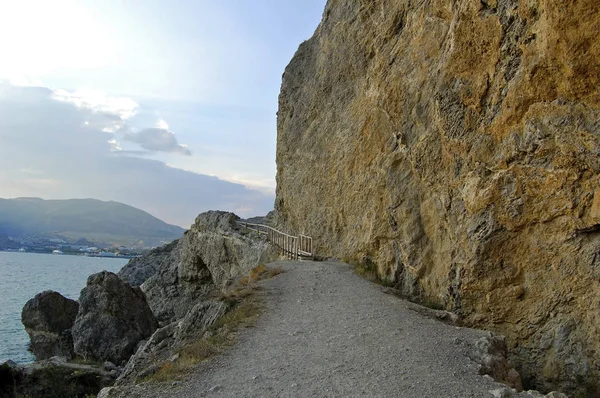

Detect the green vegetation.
xmin=0 ymin=197 xmax=184 ymax=247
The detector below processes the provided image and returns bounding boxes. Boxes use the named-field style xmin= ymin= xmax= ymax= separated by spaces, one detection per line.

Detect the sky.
xmin=0 ymin=0 xmax=327 ymax=227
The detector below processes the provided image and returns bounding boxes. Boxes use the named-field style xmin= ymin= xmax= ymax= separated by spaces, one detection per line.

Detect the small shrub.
xmin=249 ymin=264 xmax=268 ymax=280
xmin=248 ymin=264 xmax=284 ymax=282
xmin=149 ymin=362 xmax=180 ymax=383
xmin=210 ymin=299 xmax=261 ymax=332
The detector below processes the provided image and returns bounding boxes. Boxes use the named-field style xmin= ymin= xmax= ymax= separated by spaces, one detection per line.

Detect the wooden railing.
xmin=237 ymin=222 xmax=313 ymax=260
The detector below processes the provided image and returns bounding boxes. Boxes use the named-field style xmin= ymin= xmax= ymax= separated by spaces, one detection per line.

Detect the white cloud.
xmin=108 ymin=139 xmax=122 ymax=152
xmin=0 ymin=83 xmax=274 ymax=225
xmin=52 ymin=89 xmax=139 ymax=120
xmin=156 ymin=118 xmax=169 ymax=130
xmin=123 ymin=128 xmax=191 ymax=156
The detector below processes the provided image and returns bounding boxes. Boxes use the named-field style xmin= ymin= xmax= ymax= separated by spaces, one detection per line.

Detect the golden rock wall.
xmin=275 ymin=0 xmax=600 ymax=394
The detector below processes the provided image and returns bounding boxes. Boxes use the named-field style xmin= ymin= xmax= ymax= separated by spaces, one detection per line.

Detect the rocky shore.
xmin=1 ymin=211 xmax=276 ymax=398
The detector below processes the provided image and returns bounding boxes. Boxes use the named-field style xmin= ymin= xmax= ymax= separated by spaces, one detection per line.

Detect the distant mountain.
xmin=0 ymin=198 xmax=185 ymax=247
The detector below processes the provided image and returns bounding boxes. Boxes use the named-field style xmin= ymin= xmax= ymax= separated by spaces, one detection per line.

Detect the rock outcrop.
xmin=0 ymin=357 xmax=115 ymax=398
xmin=115 ymin=301 xmax=228 ymax=385
xmin=21 ymin=291 xmax=79 ymax=360
xmin=14 ymin=210 xmax=275 ymax=395
xmin=118 ymin=239 xmax=179 ymax=287
xmin=174 ymin=300 xmax=228 ymax=342
xmin=142 ymin=211 xmax=275 ymax=324
xmin=72 ymin=271 xmax=158 ymax=364
xmin=275 ymin=0 xmax=600 ymax=394
xmin=468 ymin=333 xmax=523 ymax=391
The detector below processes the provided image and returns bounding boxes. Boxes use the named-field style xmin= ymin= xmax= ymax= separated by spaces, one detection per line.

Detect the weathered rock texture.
xmin=0 ymin=357 xmax=115 ymax=398
xmin=468 ymin=332 xmax=523 ymax=391
xmin=141 ymin=211 xmax=276 ymax=325
xmin=72 ymin=272 xmax=158 ymax=364
xmin=21 ymin=291 xmax=79 ymax=360
xmin=115 ymin=301 xmax=228 ymax=385
xmin=118 ymin=239 xmax=179 ymax=287
xmin=275 ymin=0 xmax=600 ymax=394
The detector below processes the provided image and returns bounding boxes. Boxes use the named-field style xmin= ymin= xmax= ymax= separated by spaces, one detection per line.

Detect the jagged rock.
xmin=175 ymin=301 xmax=228 ymax=342
xmin=103 ymin=361 xmax=118 ymax=372
xmin=117 ymin=300 xmax=228 ymax=385
xmin=118 ymin=239 xmax=179 ymax=287
xmin=116 ymin=322 xmax=179 ymax=385
xmin=243 ymin=210 xmax=276 ymax=225
xmin=21 ymin=291 xmax=79 ymax=360
xmin=275 ymin=0 xmax=600 ymax=393
xmin=101 ymin=211 xmax=274 ymax=385
xmin=72 ymin=271 xmax=158 ymax=365
xmin=468 ymin=332 xmax=523 ymax=391
xmin=1 ymin=357 xmax=114 ymax=398
xmin=141 ymin=211 xmax=275 ymax=325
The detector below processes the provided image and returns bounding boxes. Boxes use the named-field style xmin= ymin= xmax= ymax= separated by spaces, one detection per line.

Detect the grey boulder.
xmin=72 ymin=271 xmax=158 ymax=364
xmin=21 ymin=291 xmax=79 ymax=360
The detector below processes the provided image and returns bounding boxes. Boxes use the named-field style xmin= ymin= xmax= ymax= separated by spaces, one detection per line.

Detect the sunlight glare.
xmin=0 ymin=0 xmax=118 ymax=83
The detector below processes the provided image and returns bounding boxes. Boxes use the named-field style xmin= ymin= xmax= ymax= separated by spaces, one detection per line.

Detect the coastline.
xmin=0 ymin=252 xmax=127 ymax=365
xmin=0 ymin=249 xmax=142 ymax=259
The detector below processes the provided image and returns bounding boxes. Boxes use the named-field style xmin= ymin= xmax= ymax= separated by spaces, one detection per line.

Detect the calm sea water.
xmin=0 ymin=252 xmax=127 ymax=364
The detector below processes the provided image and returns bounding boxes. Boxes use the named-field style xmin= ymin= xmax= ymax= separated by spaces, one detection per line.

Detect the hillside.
xmin=275 ymin=0 xmax=600 ymax=395
xmin=0 ymin=198 xmax=185 ymax=247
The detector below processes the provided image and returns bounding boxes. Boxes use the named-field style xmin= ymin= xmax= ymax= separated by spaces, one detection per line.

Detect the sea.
xmin=0 ymin=252 xmax=127 ymax=364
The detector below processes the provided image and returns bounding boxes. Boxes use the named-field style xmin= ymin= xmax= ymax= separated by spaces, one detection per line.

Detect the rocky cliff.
xmin=275 ymin=0 xmax=600 ymax=394
xmin=11 ymin=211 xmax=276 ymax=397
xmin=141 ymin=211 xmax=276 ymax=325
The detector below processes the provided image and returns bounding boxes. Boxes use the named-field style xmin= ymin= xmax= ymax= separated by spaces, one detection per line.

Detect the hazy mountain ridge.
xmin=0 ymin=198 xmax=185 ymax=247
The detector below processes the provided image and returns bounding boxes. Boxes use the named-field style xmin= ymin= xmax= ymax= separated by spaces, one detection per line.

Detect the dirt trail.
xmin=108 ymin=261 xmax=516 ymax=397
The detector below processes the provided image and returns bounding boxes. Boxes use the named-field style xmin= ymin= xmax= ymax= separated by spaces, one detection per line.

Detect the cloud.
xmin=52 ymin=89 xmax=139 ymax=120
xmin=123 ymin=128 xmax=191 ymax=156
xmin=0 ymin=82 xmax=274 ymax=226
xmin=156 ymin=118 xmax=169 ymax=130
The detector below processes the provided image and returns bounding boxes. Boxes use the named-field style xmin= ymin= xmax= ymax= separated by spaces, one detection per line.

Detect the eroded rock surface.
xmin=116 ymin=301 xmax=228 ymax=385
xmin=275 ymin=0 xmax=600 ymax=394
xmin=118 ymin=239 xmax=179 ymax=287
xmin=21 ymin=291 xmax=79 ymax=360
xmin=14 ymin=211 xmax=274 ymax=393
xmin=467 ymin=332 xmax=523 ymax=391
xmin=142 ymin=211 xmax=275 ymax=325
xmin=72 ymin=271 xmax=158 ymax=364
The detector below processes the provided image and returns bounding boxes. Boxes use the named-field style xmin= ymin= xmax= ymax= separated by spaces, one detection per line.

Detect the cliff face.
xmin=276 ymin=0 xmax=600 ymax=393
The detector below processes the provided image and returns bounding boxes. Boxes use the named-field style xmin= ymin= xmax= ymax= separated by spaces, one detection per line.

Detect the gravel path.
xmin=121 ymin=261 xmax=508 ymax=397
